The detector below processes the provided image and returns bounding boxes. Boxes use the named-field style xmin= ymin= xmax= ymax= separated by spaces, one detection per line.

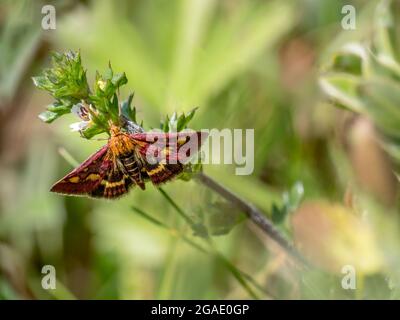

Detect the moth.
xmin=51 ymin=124 xmax=208 ymax=199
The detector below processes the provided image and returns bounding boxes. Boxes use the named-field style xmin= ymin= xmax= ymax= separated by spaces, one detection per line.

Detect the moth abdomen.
xmin=121 ymin=154 xmax=145 ymax=190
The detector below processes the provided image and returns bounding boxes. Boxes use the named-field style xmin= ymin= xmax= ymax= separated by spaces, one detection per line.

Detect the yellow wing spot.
xmin=111 ymin=180 xmax=125 ymax=187
xmin=148 ymin=164 xmax=165 ymax=176
xmin=86 ymin=173 xmax=101 ymax=181
xmin=69 ymin=176 xmax=80 ymax=183
xmin=102 ymin=180 xmax=125 ymax=188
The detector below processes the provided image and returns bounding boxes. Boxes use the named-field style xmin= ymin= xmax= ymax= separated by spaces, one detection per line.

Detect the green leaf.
xmin=169 ymin=112 xmax=178 ymax=131
xmin=360 ymin=79 xmax=400 ymax=139
xmin=319 ymin=73 xmax=366 ymax=113
xmin=160 ymin=108 xmax=198 ymax=133
xmin=271 ymin=182 xmax=304 ymax=224
xmin=120 ymin=93 xmax=135 ymax=122
xmin=111 ymin=72 xmax=128 ymax=87
xmin=81 ymin=124 xmax=106 ymax=139
xmin=46 ymin=102 xmax=70 ymax=113
xmin=374 ymin=0 xmax=396 ymax=61
xmin=107 ymin=93 xmax=119 ymax=121
xmin=204 ymin=201 xmax=245 ymax=236
xmin=331 ymin=52 xmax=362 ymax=75
xmin=283 ymin=181 xmax=304 ymax=213
xmin=31 ymin=76 xmax=48 ymax=89
xmin=38 ymin=110 xmax=61 ymax=123
xmin=271 ymin=203 xmax=285 ymax=224
xmin=161 ymin=115 xmax=170 ymax=132
xmin=177 ymin=108 xmax=198 ymax=131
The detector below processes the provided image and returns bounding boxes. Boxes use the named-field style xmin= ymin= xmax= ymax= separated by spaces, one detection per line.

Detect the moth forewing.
xmin=50 ymin=144 xmax=110 ymax=196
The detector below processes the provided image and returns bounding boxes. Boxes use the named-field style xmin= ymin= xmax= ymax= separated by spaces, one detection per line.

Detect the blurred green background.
xmin=1 ymin=0 xmax=400 ymax=299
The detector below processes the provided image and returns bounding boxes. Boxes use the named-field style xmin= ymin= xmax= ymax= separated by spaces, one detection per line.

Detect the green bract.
xmin=33 ymin=51 xmax=90 ymax=122
xmin=33 ymin=51 xmax=130 ymax=139
xmin=159 ymin=107 xmax=198 ymax=133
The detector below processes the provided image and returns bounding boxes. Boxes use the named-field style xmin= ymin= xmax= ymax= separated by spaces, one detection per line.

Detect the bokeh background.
xmin=1 ymin=0 xmax=400 ymax=299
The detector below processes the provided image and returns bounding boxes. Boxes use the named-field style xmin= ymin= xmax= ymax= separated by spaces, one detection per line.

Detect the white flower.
xmin=70 ymin=121 xmax=90 ymax=132
xmin=70 ymin=102 xmax=92 ymax=132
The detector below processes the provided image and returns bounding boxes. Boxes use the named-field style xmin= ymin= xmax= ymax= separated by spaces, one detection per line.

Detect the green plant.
xmin=33 ymin=51 xmax=127 ymax=138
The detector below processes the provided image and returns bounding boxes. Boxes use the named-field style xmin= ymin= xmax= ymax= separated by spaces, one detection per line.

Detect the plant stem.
xmin=195 ymin=172 xmax=307 ymax=266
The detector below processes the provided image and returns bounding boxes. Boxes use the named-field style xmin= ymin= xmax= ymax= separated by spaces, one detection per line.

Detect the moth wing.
xmin=129 ymin=131 xmax=208 ymax=185
xmin=90 ymin=166 xmax=135 ymax=199
xmin=129 ymin=130 xmax=208 ymax=162
xmin=50 ymin=145 xmax=110 ymax=196
xmin=141 ymin=161 xmax=183 ymax=185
